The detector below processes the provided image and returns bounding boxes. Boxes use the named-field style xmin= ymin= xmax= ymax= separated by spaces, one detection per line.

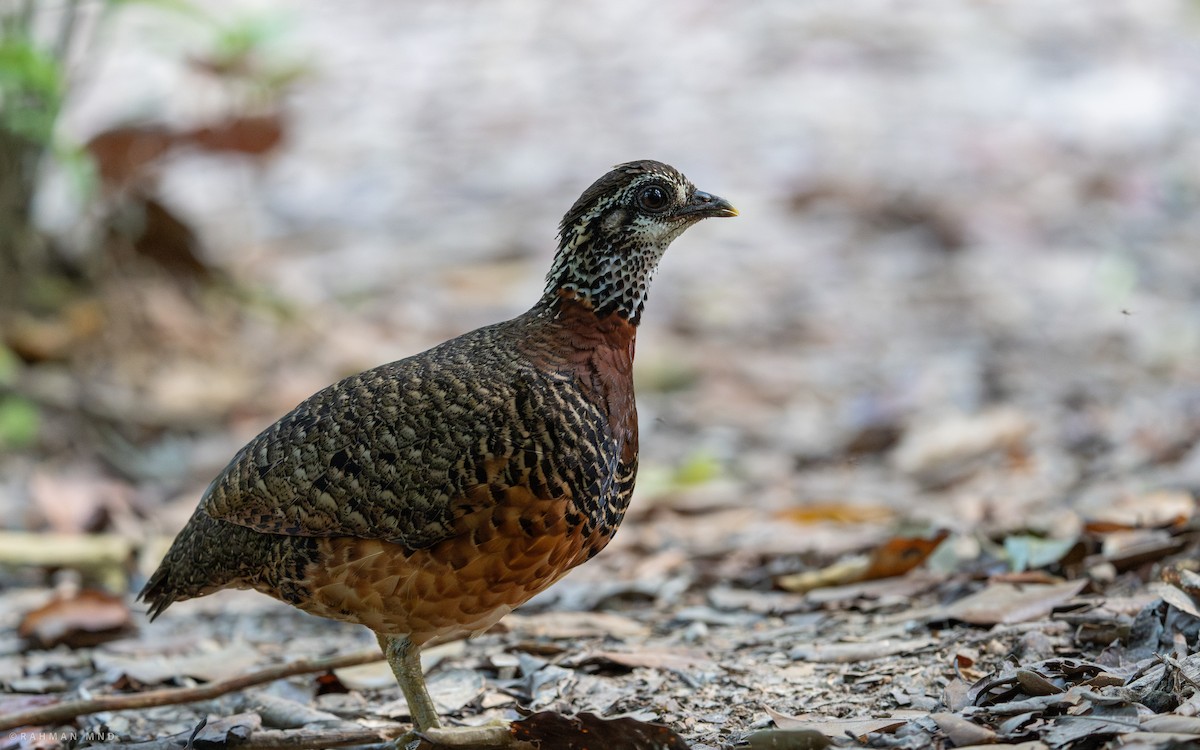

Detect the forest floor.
xmin=3 ymin=2 xmax=1200 ymax=749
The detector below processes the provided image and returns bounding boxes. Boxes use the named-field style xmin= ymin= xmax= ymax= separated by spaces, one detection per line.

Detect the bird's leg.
xmin=376 ymin=634 xmax=512 ymax=749
xmin=378 ymin=634 xmax=442 ymax=732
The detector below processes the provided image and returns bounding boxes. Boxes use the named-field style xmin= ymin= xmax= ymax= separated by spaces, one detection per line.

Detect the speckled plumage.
xmin=140 ymin=160 xmax=735 ymax=736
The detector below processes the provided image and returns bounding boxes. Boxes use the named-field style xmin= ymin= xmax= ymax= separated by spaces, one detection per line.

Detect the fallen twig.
xmin=0 ymin=648 xmax=384 ymax=731
xmin=86 ymin=726 xmax=401 ymax=750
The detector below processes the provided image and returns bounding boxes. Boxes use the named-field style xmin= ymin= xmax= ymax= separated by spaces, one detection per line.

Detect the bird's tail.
xmin=139 ymin=510 xmax=247 ymax=620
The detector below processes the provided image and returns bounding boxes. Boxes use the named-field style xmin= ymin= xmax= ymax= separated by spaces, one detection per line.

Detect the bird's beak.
xmin=679 ymin=190 xmax=739 ymax=219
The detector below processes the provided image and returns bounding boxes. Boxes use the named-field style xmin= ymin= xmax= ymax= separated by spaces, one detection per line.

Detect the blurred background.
xmin=3 ymin=0 xmax=1200 ymax=629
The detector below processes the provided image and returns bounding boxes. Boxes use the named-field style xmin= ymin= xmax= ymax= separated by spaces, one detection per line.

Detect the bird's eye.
xmin=637 ymin=185 xmax=670 ymax=213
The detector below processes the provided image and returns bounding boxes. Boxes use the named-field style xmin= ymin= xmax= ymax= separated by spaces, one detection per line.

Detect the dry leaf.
xmin=572 ymin=649 xmax=719 ymax=674
xmin=1140 ymin=714 xmax=1200 ymax=734
xmin=777 ymin=531 xmax=947 ymax=593
xmin=777 ymin=503 xmax=894 ymax=525
xmin=499 ymin=611 xmax=650 ymax=640
xmin=789 ymin=638 xmax=934 ymax=664
xmin=892 ymin=408 xmax=1031 ymax=483
xmin=86 ymin=124 xmax=174 ymax=187
xmin=1086 ymin=489 xmax=1194 ymax=529
xmin=93 ymin=641 xmax=261 ymax=685
xmin=186 ymin=114 xmax=285 ymax=156
xmin=1154 ymin=583 xmax=1200 ymax=619
xmin=803 ymin=570 xmax=944 ymax=605
xmin=930 ymin=712 xmax=996 ymax=746
xmin=776 ymin=556 xmax=869 ymax=594
xmin=862 ymin=530 xmax=949 ymax=579
xmin=511 ymin=711 xmax=689 ymax=749
xmin=944 ymin=580 xmax=1087 ymax=625
xmin=18 ymin=589 xmax=135 ymax=649
xmin=124 ymin=197 xmax=211 ymax=281
xmin=29 ymin=470 xmax=132 ymax=534
xmin=764 ymin=706 xmax=910 ymax=739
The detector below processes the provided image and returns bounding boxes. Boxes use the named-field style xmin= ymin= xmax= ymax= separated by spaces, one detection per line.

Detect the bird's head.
xmin=543 ymin=160 xmax=737 ymax=325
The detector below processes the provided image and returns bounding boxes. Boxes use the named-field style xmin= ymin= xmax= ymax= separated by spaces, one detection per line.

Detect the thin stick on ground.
xmin=86 ymin=727 xmax=401 ymax=750
xmin=0 ymin=649 xmax=384 ymax=731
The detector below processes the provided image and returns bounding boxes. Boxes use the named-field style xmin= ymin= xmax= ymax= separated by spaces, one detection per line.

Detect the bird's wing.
xmin=200 ymin=339 xmax=590 ymax=549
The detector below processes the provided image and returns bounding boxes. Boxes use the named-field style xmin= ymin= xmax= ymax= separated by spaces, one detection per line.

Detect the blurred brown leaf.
xmin=776 ymin=530 xmax=947 ymax=593
xmin=777 ymin=503 xmax=894 ymax=525
xmin=18 ymin=589 xmax=135 ymax=649
xmin=1085 ymin=489 xmax=1194 ymax=531
xmin=86 ymin=124 xmax=174 ymax=187
xmin=112 ymin=196 xmax=212 ymax=282
xmin=930 ymin=712 xmax=996 ymax=746
xmin=29 ymin=470 xmax=132 ymax=534
xmin=944 ymin=580 xmax=1087 ymax=626
xmin=93 ymin=641 xmax=262 ymax=686
xmin=185 ymin=114 xmax=285 ymax=156
xmin=863 ymin=529 xmax=949 ymax=579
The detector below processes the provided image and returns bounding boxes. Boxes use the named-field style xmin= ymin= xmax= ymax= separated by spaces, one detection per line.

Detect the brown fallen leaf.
xmin=499 ymin=610 xmax=650 ymax=640
xmin=2 ymin=301 xmax=105 ymax=364
xmin=86 ymin=124 xmax=175 ymax=187
xmin=764 ymin=705 xmax=912 ymax=740
xmin=892 ymin=408 xmax=1031 ymax=485
xmin=803 ymin=569 xmax=944 ymax=606
xmin=777 ymin=531 xmax=947 ymax=593
xmin=185 ymin=113 xmax=285 ymax=156
xmin=862 ymin=530 xmax=949 ymax=579
xmin=776 ymin=503 xmax=895 ymax=525
xmin=789 ymin=638 xmax=935 ymax=664
xmin=1085 ymin=489 xmax=1194 ymax=530
xmin=107 ymin=195 xmax=212 ymax=283
xmin=930 ymin=712 xmax=996 ymax=746
xmin=29 ymin=470 xmax=133 ymax=534
xmin=942 ymin=580 xmax=1087 ymax=626
xmin=1085 ymin=531 xmax=1188 ymax=573
xmin=93 ymin=641 xmax=262 ymax=685
xmin=511 ymin=711 xmax=689 ymax=749
xmin=776 ymin=555 xmax=870 ymax=594
xmin=18 ymin=589 xmax=135 ymax=649
xmin=569 ymin=649 xmax=719 ymax=674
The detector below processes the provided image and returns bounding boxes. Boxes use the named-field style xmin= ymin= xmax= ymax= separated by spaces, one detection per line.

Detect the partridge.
xmin=140 ymin=160 xmax=736 ymax=742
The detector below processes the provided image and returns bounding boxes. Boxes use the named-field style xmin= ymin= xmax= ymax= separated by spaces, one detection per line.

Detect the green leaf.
xmin=0 ymin=39 xmax=63 ymax=98
xmin=0 ymin=395 xmax=40 ymax=448
xmin=674 ymin=450 xmax=722 ymax=486
xmin=1004 ymin=534 xmax=1079 ymax=572
xmin=0 ymin=38 xmax=64 ymax=142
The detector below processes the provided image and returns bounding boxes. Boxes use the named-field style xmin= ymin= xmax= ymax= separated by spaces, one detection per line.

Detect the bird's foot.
xmin=394 ymin=720 xmax=513 ymax=749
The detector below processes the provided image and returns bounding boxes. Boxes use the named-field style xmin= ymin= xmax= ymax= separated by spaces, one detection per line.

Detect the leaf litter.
xmin=5 ymin=2 xmax=1200 ymax=749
